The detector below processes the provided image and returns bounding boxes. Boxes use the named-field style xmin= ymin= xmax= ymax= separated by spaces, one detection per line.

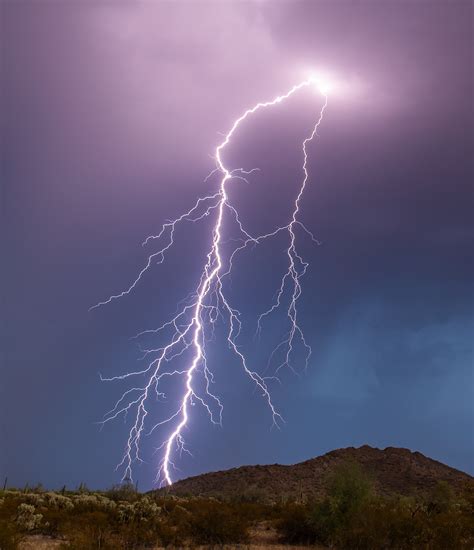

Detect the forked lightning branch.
xmin=92 ymin=76 xmax=331 ymax=486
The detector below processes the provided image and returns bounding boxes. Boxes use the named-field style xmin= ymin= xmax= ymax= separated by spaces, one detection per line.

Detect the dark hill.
xmin=158 ymin=445 xmax=472 ymax=502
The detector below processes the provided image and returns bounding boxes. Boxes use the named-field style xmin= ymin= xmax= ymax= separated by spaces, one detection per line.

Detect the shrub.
xmin=117 ymin=496 xmax=161 ymax=523
xmin=22 ymin=493 xmax=45 ymax=507
xmin=15 ymin=503 xmax=43 ymax=531
xmin=277 ymin=503 xmax=316 ymax=544
xmin=72 ymin=493 xmax=116 ymax=511
xmin=184 ymin=500 xmax=249 ymax=544
xmin=44 ymin=492 xmax=74 ymax=510
xmin=106 ymin=481 xmax=139 ymax=503
xmin=0 ymin=520 xmax=22 ymax=550
xmin=327 ymin=462 xmax=372 ymax=522
xmin=427 ymin=480 xmax=454 ymax=514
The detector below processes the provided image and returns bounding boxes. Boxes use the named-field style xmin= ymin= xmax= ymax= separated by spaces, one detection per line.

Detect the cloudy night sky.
xmin=2 ymin=1 xmax=473 ymax=490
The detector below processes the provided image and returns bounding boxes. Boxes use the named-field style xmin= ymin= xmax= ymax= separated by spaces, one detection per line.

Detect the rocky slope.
xmin=157 ymin=445 xmax=472 ymax=501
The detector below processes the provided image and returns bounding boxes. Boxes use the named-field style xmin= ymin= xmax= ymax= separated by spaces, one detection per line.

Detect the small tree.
xmin=327 ymin=461 xmax=372 ymax=522
xmin=427 ymin=480 xmax=454 ymax=514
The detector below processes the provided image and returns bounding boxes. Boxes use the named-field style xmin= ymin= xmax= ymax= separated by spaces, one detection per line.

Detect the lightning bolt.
xmin=93 ymin=77 xmax=328 ymax=486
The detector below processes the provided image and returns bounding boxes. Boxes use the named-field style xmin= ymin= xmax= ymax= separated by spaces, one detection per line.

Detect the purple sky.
xmin=2 ymin=1 xmax=473 ymax=489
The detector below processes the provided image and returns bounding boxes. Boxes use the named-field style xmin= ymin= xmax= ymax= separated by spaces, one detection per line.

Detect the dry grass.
xmin=19 ymin=536 xmax=64 ymax=549
xmin=19 ymin=537 xmax=316 ymax=549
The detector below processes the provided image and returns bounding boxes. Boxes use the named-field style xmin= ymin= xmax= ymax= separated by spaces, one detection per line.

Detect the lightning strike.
xmin=93 ymin=77 xmax=329 ymax=486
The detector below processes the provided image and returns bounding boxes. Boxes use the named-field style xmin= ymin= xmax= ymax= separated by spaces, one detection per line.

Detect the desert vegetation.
xmin=276 ymin=463 xmax=474 ymax=548
xmin=0 ymin=463 xmax=473 ymax=549
xmin=0 ymin=482 xmax=251 ymax=549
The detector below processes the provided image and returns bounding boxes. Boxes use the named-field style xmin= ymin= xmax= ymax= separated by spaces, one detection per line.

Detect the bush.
xmin=15 ymin=503 xmax=43 ymax=531
xmin=0 ymin=496 xmax=24 ymax=549
xmin=0 ymin=520 xmax=22 ymax=550
xmin=184 ymin=499 xmax=249 ymax=544
xmin=327 ymin=462 xmax=372 ymax=520
xmin=106 ymin=481 xmax=139 ymax=503
xmin=277 ymin=504 xmax=316 ymax=544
